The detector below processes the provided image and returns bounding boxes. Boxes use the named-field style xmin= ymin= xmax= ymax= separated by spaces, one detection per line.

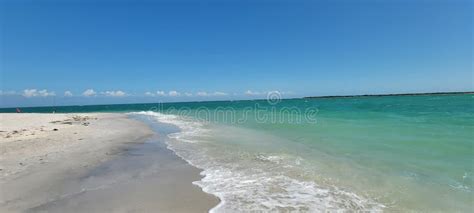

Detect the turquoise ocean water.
xmin=2 ymin=94 xmax=473 ymax=212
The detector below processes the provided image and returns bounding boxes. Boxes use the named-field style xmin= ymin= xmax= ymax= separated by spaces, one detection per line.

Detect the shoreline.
xmin=0 ymin=113 xmax=218 ymax=212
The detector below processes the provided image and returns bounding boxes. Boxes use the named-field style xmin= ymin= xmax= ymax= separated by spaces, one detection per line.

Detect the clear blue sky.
xmin=1 ymin=0 xmax=472 ymax=107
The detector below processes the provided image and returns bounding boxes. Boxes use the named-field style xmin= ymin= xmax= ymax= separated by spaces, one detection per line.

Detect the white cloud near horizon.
xmin=64 ymin=91 xmax=73 ymax=97
xmin=102 ymin=90 xmax=127 ymax=97
xmin=168 ymin=91 xmax=180 ymax=97
xmin=196 ymin=91 xmax=228 ymax=97
xmin=82 ymin=89 xmax=97 ymax=97
xmin=244 ymin=90 xmax=292 ymax=97
xmin=144 ymin=90 xmax=228 ymax=97
xmin=145 ymin=90 xmax=182 ymax=97
xmin=157 ymin=91 xmax=166 ymax=96
xmin=196 ymin=91 xmax=208 ymax=96
xmin=3 ymin=88 xmax=292 ymax=101
xmin=22 ymin=89 xmax=56 ymax=98
xmin=244 ymin=90 xmax=262 ymax=96
xmin=144 ymin=90 xmax=182 ymax=97
xmin=144 ymin=91 xmax=155 ymax=97
xmin=213 ymin=91 xmax=228 ymax=96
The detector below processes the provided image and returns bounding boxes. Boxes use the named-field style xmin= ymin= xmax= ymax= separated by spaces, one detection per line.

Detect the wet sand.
xmin=0 ymin=113 xmax=218 ymax=212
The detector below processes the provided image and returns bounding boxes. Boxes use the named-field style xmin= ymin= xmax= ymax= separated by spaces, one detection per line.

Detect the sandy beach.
xmin=0 ymin=113 xmax=218 ymax=212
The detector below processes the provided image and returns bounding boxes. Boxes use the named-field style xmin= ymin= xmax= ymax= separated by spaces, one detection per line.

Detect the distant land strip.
xmin=304 ymin=91 xmax=474 ymax=99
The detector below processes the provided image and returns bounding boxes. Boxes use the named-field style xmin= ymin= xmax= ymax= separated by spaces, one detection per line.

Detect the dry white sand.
xmin=0 ymin=113 xmax=218 ymax=212
xmin=0 ymin=113 xmax=151 ymax=177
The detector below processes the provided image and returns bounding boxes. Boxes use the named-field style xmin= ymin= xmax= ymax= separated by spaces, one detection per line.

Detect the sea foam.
xmin=130 ymin=111 xmax=384 ymax=212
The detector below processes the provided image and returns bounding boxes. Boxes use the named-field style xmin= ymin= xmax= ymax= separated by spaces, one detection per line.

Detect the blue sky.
xmin=1 ymin=0 xmax=472 ymax=107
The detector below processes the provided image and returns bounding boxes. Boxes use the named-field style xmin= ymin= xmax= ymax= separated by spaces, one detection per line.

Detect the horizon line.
xmin=0 ymin=91 xmax=472 ymax=110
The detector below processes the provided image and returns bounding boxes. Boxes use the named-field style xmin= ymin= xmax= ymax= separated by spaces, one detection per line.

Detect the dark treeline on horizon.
xmin=304 ymin=91 xmax=473 ymax=99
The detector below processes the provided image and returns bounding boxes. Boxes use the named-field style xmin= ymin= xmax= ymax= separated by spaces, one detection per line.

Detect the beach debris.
xmin=72 ymin=115 xmax=93 ymax=121
xmin=3 ymin=129 xmax=24 ymax=138
xmin=49 ymin=116 xmax=96 ymax=127
xmin=53 ymin=128 xmax=58 ymax=131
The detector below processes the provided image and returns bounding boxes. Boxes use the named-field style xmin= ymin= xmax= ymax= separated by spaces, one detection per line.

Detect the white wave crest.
xmin=129 ymin=111 xmax=385 ymax=212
